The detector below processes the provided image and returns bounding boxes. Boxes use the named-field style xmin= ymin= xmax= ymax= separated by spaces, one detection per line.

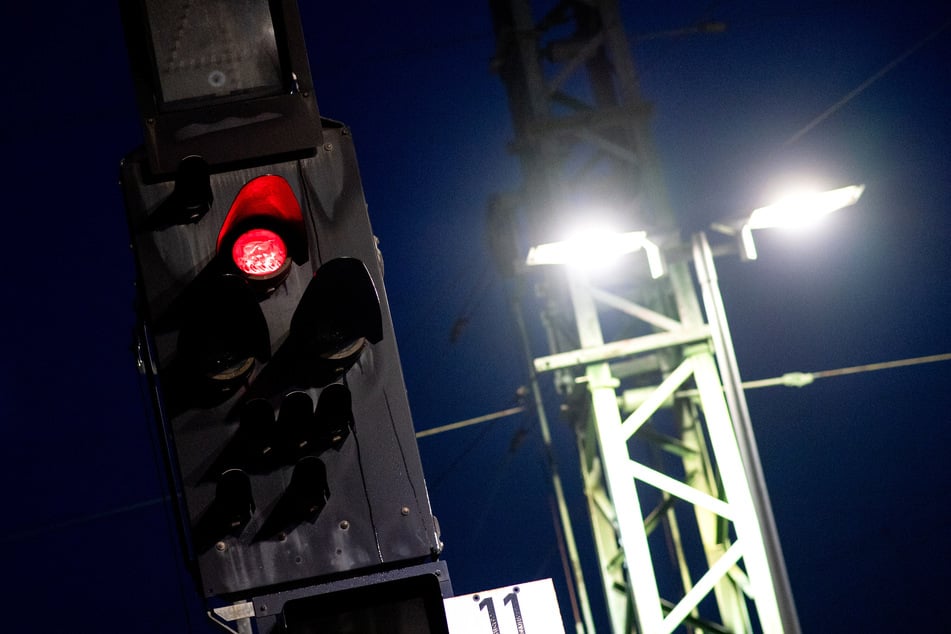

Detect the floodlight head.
xmin=730 ymin=184 xmax=864 ymax=260
xmin=525 ymin=229 xmax=664 ymax=278
xmin=746 ymin=184 xmax=865 ymax=230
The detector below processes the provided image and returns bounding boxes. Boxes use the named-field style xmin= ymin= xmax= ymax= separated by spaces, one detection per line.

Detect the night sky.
xmin=2 ymin=2 xmax=949 ymax=632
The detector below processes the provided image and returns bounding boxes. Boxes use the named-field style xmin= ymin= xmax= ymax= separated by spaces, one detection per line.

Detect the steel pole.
xmin=692 ymin=231 xmax=802 ymax=633
xmin=512 ymin=289 xmax=598 ymax=634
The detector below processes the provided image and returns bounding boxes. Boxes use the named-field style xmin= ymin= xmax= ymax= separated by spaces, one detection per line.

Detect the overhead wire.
xmin=421 ymin=353 xmax=951 ymax=437
xmin=671 ymin=352 xmax=951 ymax=397
xmin=449 ymin=262 xmax=496 ymax=344
xmin=467 ymin=427 xmax=530 ymax=546
xmin=794 ymin=352 xmax=951 ymax=382
xmin=424 ymin=414 xmax=502 ymax=494
xmin=0 ymin=495 xmax=168 ymax=543
xmin=416 ymin=405 xmax=526 ymax=439
xmin=783 ymin=15 xmax=951 ymax=146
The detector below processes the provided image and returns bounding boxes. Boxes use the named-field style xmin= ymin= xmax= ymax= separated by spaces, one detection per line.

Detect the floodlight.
xmin=746 ymin=185 xmax=865 ymax=230
xmin=526 ymin=230 xmax=664 ymax=278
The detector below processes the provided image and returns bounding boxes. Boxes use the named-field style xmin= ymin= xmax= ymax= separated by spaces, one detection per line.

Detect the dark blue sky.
xmin=2 ymin=2 xmax=949 ymax=632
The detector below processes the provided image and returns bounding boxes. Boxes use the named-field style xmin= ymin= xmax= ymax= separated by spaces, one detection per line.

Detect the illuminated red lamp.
xmin=232 ymin=228 xmax=289 ymax=279
xmin=217 ymin=175 xmax=307 ymax=286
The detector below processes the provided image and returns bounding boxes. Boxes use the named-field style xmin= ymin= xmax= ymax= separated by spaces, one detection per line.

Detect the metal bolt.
xmin=324 ymin=143 xmax=334 ymax=152
xmin=215 ymin=541 xmax=226 ymax=552
xmin=401 ymin=506 xmax=410 ymax=516
xmin=339 ymin=520 xmax=350 ymax=530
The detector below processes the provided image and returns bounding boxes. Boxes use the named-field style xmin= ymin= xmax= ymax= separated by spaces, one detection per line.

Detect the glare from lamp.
xmin=746 ymin=184 xmax=865 ymax=231
xmin=526 ymin=228 xmax=664 ymax=278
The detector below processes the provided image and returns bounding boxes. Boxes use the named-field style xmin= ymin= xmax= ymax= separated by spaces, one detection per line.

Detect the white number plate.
xmin=444 ymin=579 xmax=566 ymax=634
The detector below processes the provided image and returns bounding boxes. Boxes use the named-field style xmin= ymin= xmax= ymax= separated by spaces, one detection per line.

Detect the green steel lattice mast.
xmin=488 ymin=1 xmax=800 ymax=632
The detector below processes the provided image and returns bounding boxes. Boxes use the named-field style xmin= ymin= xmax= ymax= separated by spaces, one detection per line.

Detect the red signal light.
xmin=217 ymin=175 xmax=307 ymax=284
xmin=232 ymin=228 xmax=289 ymax=278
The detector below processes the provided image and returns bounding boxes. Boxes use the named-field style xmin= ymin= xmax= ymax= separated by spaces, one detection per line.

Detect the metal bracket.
xmin=208 ymin=601 xmax=255 ymax=634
